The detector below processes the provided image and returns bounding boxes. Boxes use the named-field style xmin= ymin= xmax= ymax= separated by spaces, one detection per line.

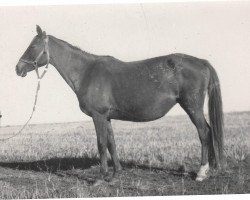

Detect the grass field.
xmin=0 ymin=111 xmax=249 ymax=198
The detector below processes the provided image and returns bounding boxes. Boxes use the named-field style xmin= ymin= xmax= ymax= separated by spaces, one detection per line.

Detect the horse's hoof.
xmin=107 ymin=174 xmax=120 ymax=185
xmin=112 ymin=170 xmax=122 ymax=178
xmin=104 ymin=174 xmax=112 ymax=182
xmin=195 ymin=175 xmax=208 ymax=182
xmin=109 ymin=177 xmax=120 ymax=185
xmin=93 ymin=179 xmax=107 ymax=187
xmin=196 ymin=163 xmax=209 ymax=181
xmin=93 ymin=179 xmax=103 ymax=186
xmin=92 ymin=172 xmax=110 ymax=186
xmin=116 ymin=165 xmax=123 ymax=172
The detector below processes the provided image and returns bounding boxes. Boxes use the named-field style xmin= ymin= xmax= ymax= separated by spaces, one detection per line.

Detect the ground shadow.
xmin=0 ymin=156 xmax=197 ymax=180
xmin=0 ymin=156 xmax=100 ymax=173
xmin=120 ymin=160 xmax=197 ymax=180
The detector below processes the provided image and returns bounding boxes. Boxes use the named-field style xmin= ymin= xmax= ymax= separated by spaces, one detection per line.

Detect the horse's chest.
xmin=77 ymin=92 xmax=93 ymax=116
xmin=78 ymin=100 xmax=92 ymax=117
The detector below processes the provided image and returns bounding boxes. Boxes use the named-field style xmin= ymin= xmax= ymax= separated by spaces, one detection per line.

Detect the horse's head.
xmin=16 ymin=25 xmax=49 ymax=77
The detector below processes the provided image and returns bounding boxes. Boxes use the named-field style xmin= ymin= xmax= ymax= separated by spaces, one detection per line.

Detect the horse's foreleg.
xmin=92 ymin=114 xmax=109 ymax=178
xmin=107 ymin=120 xmax=122 ymax=175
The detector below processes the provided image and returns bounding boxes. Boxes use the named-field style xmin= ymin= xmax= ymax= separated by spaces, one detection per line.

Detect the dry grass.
xmin=0 ymin=111 xmax=249 ymax=198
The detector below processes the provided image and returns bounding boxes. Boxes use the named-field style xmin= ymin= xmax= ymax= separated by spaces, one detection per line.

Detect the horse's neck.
xmin=48 ymin=36 xmax=97 ymax=92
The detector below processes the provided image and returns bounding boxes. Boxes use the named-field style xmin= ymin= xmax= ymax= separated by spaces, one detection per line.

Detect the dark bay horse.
xmin=16 ymin=26 xmax=224 ymax=181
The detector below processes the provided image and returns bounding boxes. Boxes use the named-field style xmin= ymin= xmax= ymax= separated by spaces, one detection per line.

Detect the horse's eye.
xmin=31 ymin=45 xmax=36 ymax=48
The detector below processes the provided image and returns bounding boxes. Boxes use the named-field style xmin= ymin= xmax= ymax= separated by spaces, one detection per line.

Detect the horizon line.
xmin=1 ymin=110 xmax=249 ymax=127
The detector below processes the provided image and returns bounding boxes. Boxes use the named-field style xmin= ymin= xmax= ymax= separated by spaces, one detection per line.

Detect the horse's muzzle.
xmin=16 ymin=63 xmax=27 ymax=77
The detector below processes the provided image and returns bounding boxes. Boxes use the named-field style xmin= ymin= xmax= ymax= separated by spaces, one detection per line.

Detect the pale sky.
xmin=0 ymin=1 xmax=250 ymax=125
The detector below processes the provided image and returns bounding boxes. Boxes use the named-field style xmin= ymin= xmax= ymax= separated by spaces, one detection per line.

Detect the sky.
xmin=0 ymin=1 xmax=250 ymax=125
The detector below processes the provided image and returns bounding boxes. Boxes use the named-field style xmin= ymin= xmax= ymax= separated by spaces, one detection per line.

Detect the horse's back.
xmin=100 ymin=53 xmax=210 ymax=90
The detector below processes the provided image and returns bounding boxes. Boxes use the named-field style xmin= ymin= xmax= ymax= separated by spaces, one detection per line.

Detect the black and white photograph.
xmin=0 ymin=0 xmax=249 ymax=198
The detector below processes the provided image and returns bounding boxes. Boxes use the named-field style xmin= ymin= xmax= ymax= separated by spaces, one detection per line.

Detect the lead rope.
xmin=0 ymin=71 xmax=49 ymax=142
xmin=0 ymin=38 xmax=50 ymax=142
xmin=0 ymin=79 xmax=42 ymax=142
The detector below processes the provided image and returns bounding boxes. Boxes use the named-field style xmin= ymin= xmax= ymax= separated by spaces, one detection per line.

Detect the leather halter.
xmin=19 ymin=36 xmax=50 ymax=79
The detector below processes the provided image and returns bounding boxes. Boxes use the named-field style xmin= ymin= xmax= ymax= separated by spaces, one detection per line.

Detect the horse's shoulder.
xmin=88 ymin=56 xmax=121 ymax=77
xmin=94 ymin=56 xmax=127 ymax=71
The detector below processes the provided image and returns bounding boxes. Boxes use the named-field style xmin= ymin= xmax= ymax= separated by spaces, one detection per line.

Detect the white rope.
xmin=0 ymin=70 xmax=48 ymax=142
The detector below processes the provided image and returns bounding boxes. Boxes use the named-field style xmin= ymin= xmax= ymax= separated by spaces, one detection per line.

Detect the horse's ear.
xmin=42 ymin=31 xmax=47 ymax=38
xmin=36 ymin=25 xmax=43 ymax=36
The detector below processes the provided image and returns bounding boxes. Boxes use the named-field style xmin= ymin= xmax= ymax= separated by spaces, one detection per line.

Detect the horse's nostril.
xmin=16 ymin=64 xmax=22 ymax=75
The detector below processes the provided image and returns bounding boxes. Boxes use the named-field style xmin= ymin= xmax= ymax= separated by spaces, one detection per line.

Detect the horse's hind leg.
xmin=179 ymin=93 xmax=212 ymax=181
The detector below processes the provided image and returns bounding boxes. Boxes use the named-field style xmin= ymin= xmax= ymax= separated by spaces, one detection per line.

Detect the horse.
xmin=15 ymin=25 xmax=224 ymax=182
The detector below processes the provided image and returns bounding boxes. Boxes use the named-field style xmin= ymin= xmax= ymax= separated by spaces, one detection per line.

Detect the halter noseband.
xmin=19 ymin=36 xmax=50 ymax=79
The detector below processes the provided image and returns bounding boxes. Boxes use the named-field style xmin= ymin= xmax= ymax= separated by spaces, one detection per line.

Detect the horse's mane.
xmin=49 ymin=35 xmax=96 ymax=57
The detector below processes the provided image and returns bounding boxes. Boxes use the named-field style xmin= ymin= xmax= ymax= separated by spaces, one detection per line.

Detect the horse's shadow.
xmin=0 ymin=156 xmax=99 ymax=173
xmin=0 ymin=156 xmax=197 ymax=180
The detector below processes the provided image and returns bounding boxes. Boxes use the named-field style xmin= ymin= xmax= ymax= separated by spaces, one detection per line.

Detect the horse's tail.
xmin=207 ymin=63 xmax=224 ymax=169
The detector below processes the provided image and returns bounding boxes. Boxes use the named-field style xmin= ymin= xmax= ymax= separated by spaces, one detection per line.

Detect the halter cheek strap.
xmin=19 ymin=36 xmax=50 ymax=80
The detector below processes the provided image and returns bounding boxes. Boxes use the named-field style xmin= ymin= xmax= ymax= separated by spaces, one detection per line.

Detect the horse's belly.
xmin=110 ymin=96 xmax=176 ymax=122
